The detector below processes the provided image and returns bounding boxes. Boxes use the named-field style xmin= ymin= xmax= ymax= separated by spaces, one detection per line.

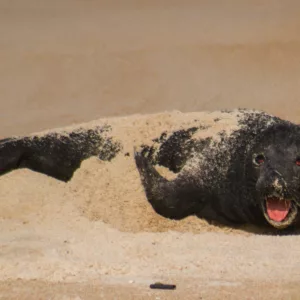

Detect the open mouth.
xmin=263 ymin=196 xmax=298 ymax=229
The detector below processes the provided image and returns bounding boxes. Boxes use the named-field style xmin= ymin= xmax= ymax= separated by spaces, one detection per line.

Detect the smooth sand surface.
xmin=1 ymin=1 xmax=300 ymax=299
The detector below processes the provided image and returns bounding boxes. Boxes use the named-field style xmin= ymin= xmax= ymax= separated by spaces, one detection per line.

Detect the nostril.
xmin=273 ymin=177 xmax=283 ymax=186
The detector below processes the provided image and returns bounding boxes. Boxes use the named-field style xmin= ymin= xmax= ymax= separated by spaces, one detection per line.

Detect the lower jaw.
xmin=262 ymin=200 xmax=298 ymax=230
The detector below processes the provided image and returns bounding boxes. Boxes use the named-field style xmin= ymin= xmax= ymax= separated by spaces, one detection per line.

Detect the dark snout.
xmin=256 ymin=166 xmax=287 ymax=197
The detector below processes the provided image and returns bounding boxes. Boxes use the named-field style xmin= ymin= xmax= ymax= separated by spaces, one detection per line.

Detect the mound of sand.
xmin=65 ymin=110 xmax=241 ymax=234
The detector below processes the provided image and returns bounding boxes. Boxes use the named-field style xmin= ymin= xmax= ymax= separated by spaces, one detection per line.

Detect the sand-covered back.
xmin=2 ymin=0 xmax=300 ymax=298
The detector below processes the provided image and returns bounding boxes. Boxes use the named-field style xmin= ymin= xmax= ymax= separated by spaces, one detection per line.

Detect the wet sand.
xmin=1 ymin=1 xmax=300 ymax=299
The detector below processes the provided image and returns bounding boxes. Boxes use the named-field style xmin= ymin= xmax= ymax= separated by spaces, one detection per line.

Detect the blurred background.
xmin=1 ymin=0 xmax=300 ymax=136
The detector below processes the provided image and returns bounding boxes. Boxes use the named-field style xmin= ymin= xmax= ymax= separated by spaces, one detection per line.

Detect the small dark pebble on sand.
xmin=150 ymin=282 xmax=176 ymax=290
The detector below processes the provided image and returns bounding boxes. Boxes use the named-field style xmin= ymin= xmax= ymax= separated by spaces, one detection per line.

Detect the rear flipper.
xmin=134 ymin=149 xmax=205 ymax=219
xmin=0 ymin=138 xmax=25 ymax=176
xmin=0 ymin=127 xmax=121 ymax=181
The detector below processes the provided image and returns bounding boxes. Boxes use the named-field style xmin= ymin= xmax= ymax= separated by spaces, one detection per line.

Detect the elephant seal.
xmin=1 ymin=109 xmax=300 ymax=230
xmin=134 ymin=110 xmax=300 ymax=230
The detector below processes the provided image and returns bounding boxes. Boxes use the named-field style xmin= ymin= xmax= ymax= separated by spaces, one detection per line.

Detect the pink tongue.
xmin=266 ymin=197 xmax=291 ymax=222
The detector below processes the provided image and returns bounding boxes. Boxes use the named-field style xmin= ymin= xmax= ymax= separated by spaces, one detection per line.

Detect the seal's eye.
xmin=296 ymin=158 xmax=300 ymax=166
xmin=253 ymin=154 xmax=265 ymax=166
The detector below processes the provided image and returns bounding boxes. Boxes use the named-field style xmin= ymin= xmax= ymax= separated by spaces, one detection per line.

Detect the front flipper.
xmin=134 ymin=150 xmax=204 ymax=219
xmin=0 ymin=127 xmax=121 ymax=181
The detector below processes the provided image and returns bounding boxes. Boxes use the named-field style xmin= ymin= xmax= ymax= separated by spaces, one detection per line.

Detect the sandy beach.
xmin=1 ymin=1 xmax=300 ymax=299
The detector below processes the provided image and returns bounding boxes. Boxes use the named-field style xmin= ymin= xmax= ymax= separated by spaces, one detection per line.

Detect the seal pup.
xmin=134 ymin=110 xmax=300 ymax=230
xmin=1 ymin=109 xmax=300 ymax=230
